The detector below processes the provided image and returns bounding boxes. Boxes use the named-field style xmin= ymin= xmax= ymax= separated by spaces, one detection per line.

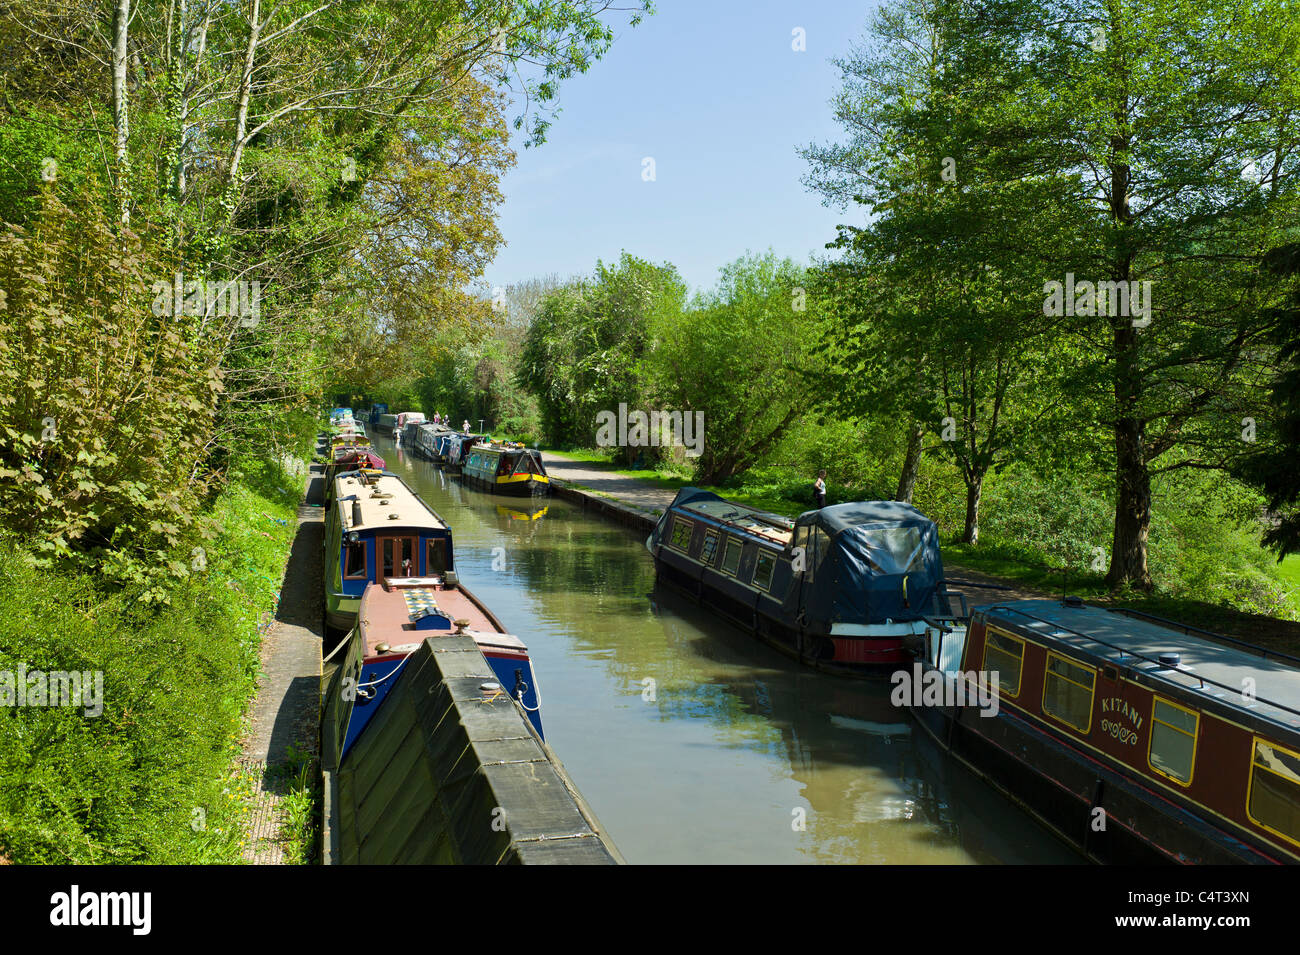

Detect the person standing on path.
xmin=814 ymin=469 xmax=827 ymax=508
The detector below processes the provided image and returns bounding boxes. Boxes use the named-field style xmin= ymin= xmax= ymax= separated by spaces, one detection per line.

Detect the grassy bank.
xmin=0 ymin=452 xmax=305 ymax=863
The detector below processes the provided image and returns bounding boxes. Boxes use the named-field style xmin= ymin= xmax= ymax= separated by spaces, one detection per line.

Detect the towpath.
xmin=236 ymin=455 xmax=326 ymax=864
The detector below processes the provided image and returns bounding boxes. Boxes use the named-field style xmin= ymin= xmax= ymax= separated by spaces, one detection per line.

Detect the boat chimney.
xmin=352 ymin=499 xmax=363 ymax=527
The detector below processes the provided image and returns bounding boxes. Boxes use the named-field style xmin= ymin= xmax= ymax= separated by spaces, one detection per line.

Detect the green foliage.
xmin=518 ymin=253 xmax=687 ymax=450
xmin=0 ymin=458 xmax=300 ymax=863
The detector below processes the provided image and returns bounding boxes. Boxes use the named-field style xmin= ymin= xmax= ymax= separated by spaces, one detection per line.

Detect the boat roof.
xmin=357 ymin=579 xmax=527 ymax=658
xmin=982 ymin=600 xmax=1300 ymax=733
xmin=674 ymin=494 xmax=793 ymax=545
xmin=333 ymin=470 xmax=447 ymax=533
xmin=473 ymin=441 xmax=540 ymax=456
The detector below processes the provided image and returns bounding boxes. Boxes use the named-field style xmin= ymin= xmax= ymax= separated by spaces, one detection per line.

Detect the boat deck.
xmin=357 ymin=578 xmax=527 ymax=659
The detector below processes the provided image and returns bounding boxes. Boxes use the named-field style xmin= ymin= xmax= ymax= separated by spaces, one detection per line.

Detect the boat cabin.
xmin=324 ymin=469 xmax=453 ymax=634
xmin=462 ymin=442 xmax=550 ymax=496
xmin=916 ymin=598 xmax=1300 ymax=863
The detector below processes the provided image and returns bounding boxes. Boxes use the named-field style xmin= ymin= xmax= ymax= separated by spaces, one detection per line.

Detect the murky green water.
xmin=377 ymin=433 xmax=1079 ymax=864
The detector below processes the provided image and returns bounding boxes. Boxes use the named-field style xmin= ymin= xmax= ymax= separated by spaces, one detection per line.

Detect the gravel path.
xmin=540 ymin=453 xmax=678 ymax=517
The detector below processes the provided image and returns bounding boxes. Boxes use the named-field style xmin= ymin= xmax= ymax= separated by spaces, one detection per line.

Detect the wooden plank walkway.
xmin=237 ymin=458 xmax=326 ymax=864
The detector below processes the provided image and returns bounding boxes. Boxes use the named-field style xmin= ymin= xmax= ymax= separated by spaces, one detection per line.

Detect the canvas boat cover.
xmin=792 ymin=500 xmax=946 ymax=626
xmin=665 ymin=488 xmax=948 ymax=626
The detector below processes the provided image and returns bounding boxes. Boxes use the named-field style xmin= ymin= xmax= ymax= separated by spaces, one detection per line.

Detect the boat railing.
xmin=1109 ymin=606 xmax=1300 ymax=668
xmin=984 ymin=604 xmax=1300 ymax=724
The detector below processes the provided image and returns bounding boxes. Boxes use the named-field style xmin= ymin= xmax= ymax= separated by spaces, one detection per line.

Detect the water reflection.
xmin=373 ymin=435 xmax=1079 ymax=865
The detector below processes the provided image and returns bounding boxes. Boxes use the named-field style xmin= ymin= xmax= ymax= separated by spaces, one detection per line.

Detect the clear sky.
xmin=483 ymin=0 xmax=881 ymax=298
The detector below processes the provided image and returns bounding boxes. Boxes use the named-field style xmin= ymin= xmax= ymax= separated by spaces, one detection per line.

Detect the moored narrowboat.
xmin=323 ymin=468 xmax=453 ymax=635
xmin=461 ymin=441 xmax=550 ymax=496
xmin=327 ymin=576 xmax=544 ymax=760
xmin=907 ymin=598 xmax=1300 ymax=863
xmin=647 ymin=488 xmax=966 ymax=675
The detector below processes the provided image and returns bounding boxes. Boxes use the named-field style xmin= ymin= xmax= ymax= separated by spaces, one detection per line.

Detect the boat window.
xmin=668 ymin=517 xmax=694 ymax=552
xmin=753 ymin=550 xmax=776 ymax=592
xmin=426 ymin=538 xmax=448 ymax=575
xmin=700 ymin=529 xmax=720 ymax=564
xmin=1041 ymin=652 xmax=1095 ymax=733
xmin=1248 ymin=738 xmax=1300 ymax=846
xmin=858 ymin=525 xmax=928 ymax=575
xmin=1148 ymin=697 xmax=1197 ymax=786
xmin=981 ymin=627 xmax=1024 ymax=697
xmin=343 ymin=540 xmax=367 ymax=579
xmin=721 ymin=537 xmax=742 ymax=576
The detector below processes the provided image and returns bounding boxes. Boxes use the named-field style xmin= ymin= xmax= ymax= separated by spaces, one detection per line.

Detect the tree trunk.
xmin=895 ymin=423 xmax=924 ymax=503
xmin=226 ymin=0 xmax=263 ymax=209
xmin=1107 ymin=413 xmax=1153 ymax=590
xmin=111 ymin=0 xmax=131 ymax=225
xmin=960 ymin=470 xmax=983 ymax=545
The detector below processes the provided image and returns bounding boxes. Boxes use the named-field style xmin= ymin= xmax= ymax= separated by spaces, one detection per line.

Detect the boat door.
xmin=378 ymin=535 xmax=418 ymax=582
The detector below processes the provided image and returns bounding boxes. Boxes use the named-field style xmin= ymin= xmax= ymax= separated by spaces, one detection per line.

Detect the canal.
xmin=374 ymin=433 xmax=1080 ymax=864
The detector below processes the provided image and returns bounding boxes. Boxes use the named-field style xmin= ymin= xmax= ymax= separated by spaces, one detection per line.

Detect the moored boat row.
xmin=316 ymin=418 xmax=586 ymax=863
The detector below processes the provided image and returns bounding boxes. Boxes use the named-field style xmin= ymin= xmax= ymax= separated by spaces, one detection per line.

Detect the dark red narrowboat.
xmin=907 ymin=597 xmax=1300 ymax=864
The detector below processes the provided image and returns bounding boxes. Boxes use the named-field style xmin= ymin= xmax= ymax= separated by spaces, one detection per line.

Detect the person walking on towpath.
xmin=813 ymin=469 xmax=827 ymax=508
xmin=463 ymin=419 xmax=471 ymax=432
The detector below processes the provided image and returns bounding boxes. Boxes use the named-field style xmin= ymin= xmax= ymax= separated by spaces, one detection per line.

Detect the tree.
xmin=645 ymin=252 xmax=816 ymax=484
xmin=518 ymin=253 xmax=686 ymax=453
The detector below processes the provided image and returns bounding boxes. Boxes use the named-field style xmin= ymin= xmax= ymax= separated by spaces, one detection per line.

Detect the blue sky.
xmin=483 ymin=0 xmax=881 ymax=297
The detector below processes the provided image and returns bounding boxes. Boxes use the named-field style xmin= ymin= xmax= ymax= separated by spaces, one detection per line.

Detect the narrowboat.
xmin=323 ymin=468 xmax=454 ymax=635
xmin=646 ymin=488 xmax=966 ymax=675
xmin=327 ymin=575 xmax=543 ymax=759
xmin=907 ymin=597 xmax=1300 ymax=864
xmin=394 ymin=411 xmax=425 ymax=442
xmin=461 ymin=441 xmax=550 ymax=496
xmin=430 ymin=428 xmax=488 ymax=472
xmin=374 ymin=413 xmax=398 ymax=435
xmin=319 ymin=581 xmax=619 ymax=865
xmin=407 ymin=421 xmax=449 ymax=462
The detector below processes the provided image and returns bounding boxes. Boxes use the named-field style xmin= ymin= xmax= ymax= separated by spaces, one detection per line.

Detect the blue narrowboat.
xmin=647 ymin=488 xmax=967 ymax=675
xmin=324 ymin=468 xmax=453 ymax=635
xmin=329 ymin=575 xmax=545 ymax=761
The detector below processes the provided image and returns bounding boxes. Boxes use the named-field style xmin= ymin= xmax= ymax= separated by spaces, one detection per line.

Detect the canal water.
xmin=375 ymin=434 xmax=1079 ymax=864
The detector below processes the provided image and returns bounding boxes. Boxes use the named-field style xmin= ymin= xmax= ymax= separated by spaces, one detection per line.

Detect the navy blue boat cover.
xmin=794 ymin=501 xmax=945 ymax=625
